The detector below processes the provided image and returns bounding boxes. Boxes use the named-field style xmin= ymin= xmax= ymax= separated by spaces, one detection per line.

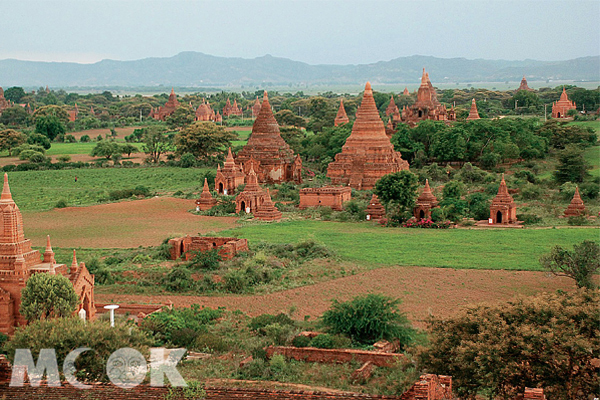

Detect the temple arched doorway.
xmin=496 ymin=211 xmax=502 ymax=223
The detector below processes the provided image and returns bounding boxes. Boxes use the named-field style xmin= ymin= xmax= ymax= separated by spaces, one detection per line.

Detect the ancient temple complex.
xmin=0 ymin=174 xmax=95 ymax=335
xmin=215 ymin=147 xmax=245 ymax=195
xmin=414 ymin=179 xmax=438 ymax=220
xmin=563 ymin=187 xmax=586 ymax=217
xmin=516 ymin=76 xmax=534 ymax=92
xmin=334 ymin=99 xmax=350 ymax=127
xmin=489 ymin=175 xmax=517 ymax=224
xmin=236 ymin=91 xmax=302 ymax=184
xmin=327 ymin=82 xmax=409 ymax=190
xmin=150 ymin=88 xmax=179 ymax=120
xmin=401 ymin=69 xmax=455 ymax=125
xmin=466 ymin=98 xmax=480 ymax=121
xmin=223 ymin=98 xmax=243 ymax=117
xmin=0 ymin=88 xmax=9 ymax=114
xmin=196 ymin=178 xmax=217 ymax=211
xmin=552 ymin=87 xmax=576 ymax=119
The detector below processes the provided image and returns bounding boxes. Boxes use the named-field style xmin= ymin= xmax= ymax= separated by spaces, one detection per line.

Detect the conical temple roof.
xmin=466 ymin=98 xmax=480 ymax=120
xmin=242 ymin=166 xmax=262 ymax=193
xmin=492 ymin=174 xmax=515 ymax=204
xmin=346 ymin=82 xmax=391 ymax=141
xmin=254 ymin=188 xmax=282 ymax=221
xmin=1 ymin=173 xmax=12 ymax=201
xmin=334 ymin=99 xmax=350 ymax=126
xmin=245 ymin=91 xmax=288 ymax=148
xmin=417 ymin=179 xmax=438 ymax=205
xmin=224 ymin=147 xmax=236 ymax=169
xmin=564 ymin=186 xmax=586 ymax=216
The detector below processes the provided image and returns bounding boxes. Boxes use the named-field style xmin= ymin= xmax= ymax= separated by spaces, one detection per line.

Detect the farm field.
xmin=7 ymin=167 xmax=211 ymax=211
xmin=96 ymin=265 xmax=574 ymax=327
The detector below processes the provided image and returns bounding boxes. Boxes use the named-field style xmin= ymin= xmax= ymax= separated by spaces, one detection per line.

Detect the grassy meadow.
xmin=221 ymin=220 xmax=597 ymax=271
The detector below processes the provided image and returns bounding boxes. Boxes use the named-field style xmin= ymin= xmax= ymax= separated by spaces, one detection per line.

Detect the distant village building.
xmin=235 ymin=91 xmax=302 ymax=184
xmin=327 ymin=82 xmax=409 ymax=190
xmin=150 ymin=88 xmax=179 ymax=120
xmin=334 ymin=99 xmax=350 ymax=127
xmin=515 ymin=76 xmax=534 ymax=92
xmin=0 ymin=174 xmax=95 ymax=335
xmin=552 ymin=87 xmax=576 ymax=119
xmin=401 ymin=69 xmax=455 ymax=125
xmin=466 ymin=98 xmax=480 ymax=121
xmin=299 ymin=186 xmax=352 ymax=211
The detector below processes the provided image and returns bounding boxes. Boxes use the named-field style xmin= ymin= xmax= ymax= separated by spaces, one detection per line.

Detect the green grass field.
xmin=7 ymin=167 xmax=209 ymax=211
xmin=221 ymin=220 xmax=597 ymax=271
xmin=44 ymin=142 xmax=143 ymax=156
xmin=584 ymin=145 xmax=600 ymax=177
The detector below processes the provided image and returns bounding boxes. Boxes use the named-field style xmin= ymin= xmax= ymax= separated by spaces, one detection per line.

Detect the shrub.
xmin=163 ymin=267 xmax=193 ymax=292
xmin=248 ymin=313 xmax=295 ymax=333
xmin=263 ymin=322 xmax=295 ymax=345
xmin=518 ymin=213 xmax=542 ymax=225
xmin=19 ymin=273 xmax=79 ymax=321
xmin=310 ymin=333 xmax=335 ymax=349
xmin=321 ymin=294 xmax=415 ymax=346
xmin=80 ymin=134 xmax=91 ymax=142
xmin=222 ymin=269 xmax=248 ymax=293
xmin=179 ymin=152 xmax=196 ymax=168
xmin=567 ymin=215 xmax=589 ymax=226
xmin=519 ymin=183 xmax=543 ymax=200
xmin=291 ymin=335 xmax=311 ymax=348
xmin=57 ymin=154 xmax=71 ymax=162
xmin=186 ymin=248 xmax=222 ymax=270
xmin=170 ymin=327 xmax=200 ymax=348
xmin=65 ymin=134 xmax=76 ymax=143
xmin=194 ymin=332 xmax=228 ymax=353
xmin=55 ymin=199 xmax=68 ymax=208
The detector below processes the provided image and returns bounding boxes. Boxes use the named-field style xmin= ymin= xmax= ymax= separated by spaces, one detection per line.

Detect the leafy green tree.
xmin=166 ymin=106 xmax=195 ymax=130
xmin=0 ymin=106 xmax=30 ymax=126
xmin=3 ymin=87 xmax=26 ymax=103
xmin=27 ymin=132 xmax=51 ymax=150
xmin=537 ymin=120 xmax=597 ymax=149
xmin=35 ymin=115 xmax=66 ymax=140
xmin=186 ymin=249 xmax=222 ymax=270
xmin=142 ymin=126 xmax=173 ymax=163
xmin=442 ymin=180 xmax=465 ymax=200
xmin=373 ymin=170 xmax=419 ymax=218
xmin=420 ymin=290 xmax=599 ymax=400
xmin=90 ymin=141 xmax=121 ymax=160
xmin=120 ymin=143 xmax=138 ymax=157
xmin=4 ymin=318 xmax=152 ymax=382
xmin=274 ymin=109 xmax=307 ymax=128
xmin=540 ymin=240 xmax=600 ymax=289
xmin=19 ymin=273 xmax=79 ymax=321
xmin=174 ymin=121 xmax=236 ymax=161
xmin=554 ymin=145 xmax=588 ymax=184
xmin=0 ymin=129 xmax=27 ymax=156
xmin=321 ymin=294 xmax=415 ymax=346
xmin=510 ymin=90 xmax=541 ymax=111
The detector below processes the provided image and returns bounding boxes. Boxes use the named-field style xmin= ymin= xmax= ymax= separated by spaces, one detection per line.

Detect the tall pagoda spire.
xmin=71 ymin=250 xmax=79 ymax=274
xmin=43 ymin=235 xmax=55 ymax=264
xmin=466 ymin=98 xmax=480 ymax=121
xmin=2 ymin=173 xmax=12 ymax=201
xmin=563 ymin=186 xmax=586 ymax=217
xmin=334 ymin=99 xmax=350 ymax=127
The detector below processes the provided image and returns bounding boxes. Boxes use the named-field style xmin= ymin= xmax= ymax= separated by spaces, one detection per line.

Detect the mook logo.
xmin=10 ymin=347 xmax=187 ymax=388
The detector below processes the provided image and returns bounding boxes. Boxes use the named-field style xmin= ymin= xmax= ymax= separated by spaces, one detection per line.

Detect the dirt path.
xmin=97 ymin=266 xmax=573 ymax=327
xmin=22 ymin=197 xmax=238 ymax=248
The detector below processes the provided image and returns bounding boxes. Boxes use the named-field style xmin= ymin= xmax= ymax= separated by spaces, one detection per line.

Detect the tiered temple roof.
xmin=563 ymin=187 xmax=586 ymax=217
xmin=365 ymin=194 xmax=386 ymax=221
xmin=150 ymin=88 xmax=179 ymax=120
xmin=223 ymin=98 xmax=243 ymax=117
xmin=552 ymin=87 xmax=576 ymax=119
xmin=215 ymin=147 xmax=245 ymax=195
xmin=235 ymin=91 xmax=302 ymax=183
xmin=490 ymin=174 xmax=517 ymax=224
xmin=401 ymin=69 xmax=454 ymax=125
xmin=334 ymin=99 xmax=350 ymax=127
xmin=466 ymin=98 xmax=480 ymax=121
xmin=516 ymin=76 xmax=534 ymax=92
xmin=196 ymin=178 xmax=217 ymax=211
xmin=327 ymin=82 xmax=409 ymax=190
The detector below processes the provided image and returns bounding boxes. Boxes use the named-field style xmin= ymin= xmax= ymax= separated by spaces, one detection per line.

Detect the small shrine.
xmin=169 ymin=236 xmax=248 ymax=261
xmin=195 ymin=178 xmax=217 ymax=211
xmin=223 ymin=98 xmax=243 ymax=117
xmin=195 ymin=99 xmax=216 ymax=122
xmin=466 ymin=98 xmax=480 ymax=121
xmin=552 ymin=87 xmax=576 ymax=119
xmin=516 ymin=76 xmax=534 ymax=92
xmin=489 ymin=175 xmax=517 ymax=224
xmin=413 ymin=179 xmax=438 ymax=220
xmin=235 ymin=166 xmax=267 ymax=214
xmin=563 ymin=187 xmax=586 ymax=217
xmin=385 ymin=95 xmax=399 ymax=116
xmin=365 ymin=194 xmax=386 ymax=221
xmin=150 ymin=88 xmax=179 ymax=120
xmin=334 ymin=99 xmax=350 ymax=127
xmin=253 ymin=189 xmax=282 ymax=221
xmin=401 ymin=69 xmax=455 ymax=125
xmin=402 ymin=87 xmax=410 ymax=96
xmin=215 ymin=147 xmax=245 ymax=195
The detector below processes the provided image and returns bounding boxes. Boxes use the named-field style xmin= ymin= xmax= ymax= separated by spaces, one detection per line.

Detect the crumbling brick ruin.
xmin=299 ymin=186 xmax=352 ymax=211
xmin=168 ymin=236 xmax=248 ymax=261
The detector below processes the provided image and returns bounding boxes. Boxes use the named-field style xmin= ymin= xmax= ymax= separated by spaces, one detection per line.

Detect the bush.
xmin=186 ymin=248 xmax=222 ymax=270
xmin=263 ymin=322 xmax=295 ymax=346
xmin=518 ymin=213 xmax=542 ymax=225
xmin=80 ymin=134 xmax=91 ymax=142
xmin=65 ymin=134 xmax=76 ymax=143
xmin=179 ymin=152 xmax=196 ymax=168
xmin=310 ymin=333 xmax=335 ymax=349
xmin=57 ymin=154 xmax=71 ymax=162
xmin=163 ymin=266 xmax=193 ymax=292
xmin=291 ymin=335 xmax=311 ymax=348
xmin=321 ymin=294 xmax=415 ymax=346
xmin=19 ymin=273 xmax=79 ymax=321
xmin=193 ymin=332 xmax=228 ymax=353
xmin=108 ymin=186 xmax=152 ymax=201
xmin=248 ymin=313 xmax=295 ymax=333
xmin=55 ymin=199 xmax=68 ymax=208
xmin=519 ymin=183 xmax=543 ymax=200
xmin=222 ymin=269 xmax=248 ymax=293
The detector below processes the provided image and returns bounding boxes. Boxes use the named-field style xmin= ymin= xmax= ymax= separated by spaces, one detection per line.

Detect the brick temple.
xmin=489 ymin=175 xmax=517 ymax=224
xmin=0 ymin=174 xmax=95 ymax=335
xmin=236 ymin=91 xmax=302 ymax=184
xmin=222 ymin=98 xmax=243 ymax=117
xmin=414 ymin=179 xmax=438 ymax=220
xmin=401 ymin=69 xmax=455 ymax=125
xmin=299 ymin=186 xmax=352 ymax=211
xmin=251 ymin=96 xmax=262 ymax=118
xmin=215 ymin=147 xmax=246 ymax=195
xmin=365 ymin=194 xmax=386 ymax=221
xmin=516 ymin=76 xmax=534 ymax=92
xmin=195 ymin=178 xmax=217 ymax=211
xmin=466 ymin=98 xmax=480 ymax=121
xmin=563 ymin=187 xmax=586 ymax=217
xmin=195 ymin=99 xmax=217 ymax=122
xmin=235 ymin=167 xmax=282 ymax=221
xmin=169 ymin=236 xmax=248 ymax=261
xmin=552 ymin=87 xmax=576 ymax=119
xmin=150 ymin=88 xmax=179 ymax=120
xmin=334 ymin=99 xmax=350 ymax=127
xmin=327 ymin=82 xmax=409 ymax=190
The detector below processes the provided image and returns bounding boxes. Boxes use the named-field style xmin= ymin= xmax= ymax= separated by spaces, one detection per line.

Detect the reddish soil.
xmin=23 ymin=197 xmax=238 ymax=248
xmin=96 ymin=266 xmax=573 ymax=327
xmin=68 ymin=126 xmax=143 ymax=140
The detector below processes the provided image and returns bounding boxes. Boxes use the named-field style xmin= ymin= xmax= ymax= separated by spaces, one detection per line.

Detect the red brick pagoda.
xmin=251 ymin=96 xmax=262 ymax=118
xmin=236 ymin=91 xmax=302 ymax=184
xmin=552 ymin=87 xmax=576 ymax=119
xmin=253 ymin=189 xmax=282 ymax=222
xmin=401 ymin=69 xmax=455 ymax=125
xmin=466 ymin=98 xmax=480 ymax=121
xmin=195 ymin=178 xmax=217 ymax=211
xmin=385 ymin=95 xmax=399 ymax=116
xmin=365 ymin=194 xmax=386 ymax=221
xmin=0 ymin=174 xmax=95 ymax=335
xmin=563 ymin=187 xmax=586 ymax=217
xmin=195 ymin=99 xmax=216 ymax=122
xmin=327 ymin=82 xmax=409 ymax=190
xmin=414 ymin=179 xmax=438 ymax=220
xmin=334 ymin=99 xmax=350 ymax=127
xmin=215 ymin=147 xmax=245 ymax=195
xmin=516 ymin=76 xmax=534 ymax=92
xmin=402 ymin=87 xmax=410 ymax=96
xmin=223 ymin=98 xmax=243 ymax=117
xmin=150 ymin=88 xmax=179 ymax=120
xmin=489 ymin=174 xmax=517 ymax=224
xmin=235 ymin=166 xmax=268 ymax=214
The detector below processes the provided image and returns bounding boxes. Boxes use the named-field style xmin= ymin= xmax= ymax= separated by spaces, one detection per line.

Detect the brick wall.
xmin=266 ymin=346 xmax=404 ymax=367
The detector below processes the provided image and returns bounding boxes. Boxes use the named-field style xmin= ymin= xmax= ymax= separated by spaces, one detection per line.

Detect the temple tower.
xmin=215 ymin=147 xmax=245 ymax=195
xmin=413 ymin=179 xmax=439 ymax=220
xmin=466 ymin=98 xmax=480 ymax=121
xmin=490 ymin=174 xmax=517 ymax=224
xmin=196 ymin=178 xmax=217 ymax=211
xmin=334 ymin=99 xmax=350 ymax=127
xmin=563 ymin=187 xmax=586 ymax=217
xmin=552 ymin=87 xmax=576 ymax=119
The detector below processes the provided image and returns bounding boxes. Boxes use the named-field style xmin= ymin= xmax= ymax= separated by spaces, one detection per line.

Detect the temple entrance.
xmin=419 ymin=210 xmax=425 ymax=220
xmin=557 ymin=112 xmax=561 ymax=118
xmin=418 ymin=110 xmax=423 ymax=118
xmin=240 ymin=201 xmax=246 ymax=212
xmin=496 ymin=211 xmax=502 ymax=223
xmin=218 ymin=182 xmax=224 ymax=194
xmin=82 ymin=294 xmax=91 ymax=320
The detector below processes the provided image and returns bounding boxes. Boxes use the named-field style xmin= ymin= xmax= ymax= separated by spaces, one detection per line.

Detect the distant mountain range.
xmin=0 ymin=52 xmax=598 ymax=88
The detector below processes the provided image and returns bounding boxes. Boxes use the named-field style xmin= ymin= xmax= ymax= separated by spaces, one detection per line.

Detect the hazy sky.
xmin=1 ymin=0 xmax=598 ymax=65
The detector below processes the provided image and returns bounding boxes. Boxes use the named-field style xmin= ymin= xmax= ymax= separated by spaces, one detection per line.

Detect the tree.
xmin=554 ymin=145 xmax=588 ymax=184
xmin=120 ymin=143 xmax=138 ymax=157
xmin=35 ymin=115 xmax=66 ymax=140
xmin=274 ymin=109 xmax=307 ymax=128
xmin=3 ymin=86 xmax=26 ymax=103
xmin=27 ymin=132 xmax=51 ymax=149
xmin=0 ymin=106 xmax=30 ymax=126
xmin=321 ymin=294 xmax=415 ymax=346
xmin=420 ymin=290 xmax=599 ymax=400
xmin=19 ymin=273 xmax=79 ymax=321
xmin=0 ymin=129 xmax=27 ymax=156
xmin=373 ymin=170 xmax=419 ymax=217
xmin=174 ymin=121 xmax=236 ymax=161
xmin=90 ymin=141 xmax=121 ymax=160
xmin=141 ymin=127 xmax=173 ymax=163
xmin=166 ymin=106 xmax=195 ymax=130
xmin=540 ymin=240 xmax=600 ymax=289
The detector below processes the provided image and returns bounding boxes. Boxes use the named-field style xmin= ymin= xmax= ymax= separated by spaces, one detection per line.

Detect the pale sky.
xmin=1 ymin=0 xmax=598 ymax=65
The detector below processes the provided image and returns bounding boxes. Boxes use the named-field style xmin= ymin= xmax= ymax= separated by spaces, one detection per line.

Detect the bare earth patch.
xmin=22 ymin=197 xmax=238 ymax=248
xmin=68 ymin=126 xmax=142 ymax=140
xmin=96 ymin=266 xmax=573 ymax=327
